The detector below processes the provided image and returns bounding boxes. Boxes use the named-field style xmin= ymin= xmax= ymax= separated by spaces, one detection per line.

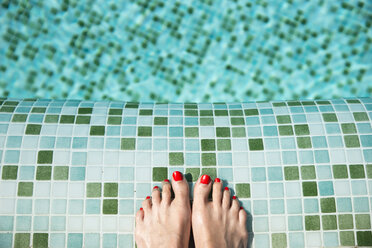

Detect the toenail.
xmin=153 ymin=186 xmax=159 ymax=190
xmin=172 ymin=171 xmax=183 ymax=181
xmin=232 ymin=196 xmax=237 ymax=200
xmin=164 ymin=179 xmax=170 ymax=183
xmin=146 ymin=196 xmax=150 ymax=199
xmin=214 ymin=178 xmax=221 ymax=183
xmin=240 ymin=207 xmax=243 ymax=210
xmin=224 ymin=187 xmax=229 ymax=191
xmin=140 ymin=207 xmax=143 ymax=211
xmin=200 ymin=174 xmax=211 ymax=184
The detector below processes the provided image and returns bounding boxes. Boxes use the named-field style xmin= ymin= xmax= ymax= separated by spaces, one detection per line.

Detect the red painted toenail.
xmin=140 ymin=208 xmax=143 ymax=211
xmin=146 ymin=196 xmax=150 ymax=199
xmin=153 ymin=186 xmax=159 ymax=189
xmin=240 ymin=207 xmax=243 ymax=210
xmin=232 ymin=196 xmax=237 ymax=200
xmin=200 ymin=174 xmax=211 ymax=184
xmin=214 ymin=178 xmax=221 ymax=183
xmin=164 ymin=179 xmax=170 ymax=183
xmin=224 ymin=187 xmax=229 ymax=191
xmin=172 ymin=171 xmax=183 ymax=181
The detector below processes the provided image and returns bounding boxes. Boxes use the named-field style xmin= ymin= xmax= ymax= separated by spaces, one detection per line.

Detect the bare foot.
xmin=135 ymin=171 xmax=191 ymax=248
xmin=192 ymin=175 xmax=249 ymax=248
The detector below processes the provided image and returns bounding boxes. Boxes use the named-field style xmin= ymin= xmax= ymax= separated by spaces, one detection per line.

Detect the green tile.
xmin=185 ymin=127 xmax=199 ymax=137
xmin=121 ymin=138 xmax=136 ymax=150
xmin=230 ymin=117 xmax=245 ymax=125
xmin=154 ymin=117 xmax=167 ymax=125
xmin=200 ymin=118 xmax=214 ymax=126
xmin=287 ymin=101 xmax=302 ymax=106
xmin=316 ymin=100 xmax=331 ymax=105
xmin=104 ymin=183 xmax=118 ymax=197
xmin=340 ymin=231 xmax=355 ymax=246
xmin=25 ymin=124 xmax=41 ymax=135
xmin=0 ymin=106 xmax=15 ymax=112
xmin=90 ymin=126 xmax=105 ymax=136
xmin=353 ymin=112 xmax=369 ymax=121
xmin=87 ymin=183 xmax=102 ymax=197
xmin=2 ymin=165 xmax=18 ymax=180
xmin=201 ymin=168 xmax=217 ymax=181
xmin=78 ymin=107 xmax=92 ymax=114
xmin=152 ymin=167 xmax=168 ymax=181
xmin=320 ymin=198 xmax=336 ymax=213
xmin=322 ymin=215 xmax=337 ymax=230
xmin=284 ymin=166 xmax=299 ymax=180
xmin=138 ymin=127 xmax=152 ymax=136
xmin=344 ymin=135 xmax=360 ymax=147
xmin=338 ymin=214 xmax=354 ymax=229
xmin=297 ymin=137 xmax=312 ymax=148
xmin=229 ymin=110 xmax=244 ymax=116
xmin=301 ymin=101 xmax=315 ymax=105
xmin=185 ymin=110 xmax=198 ymax=116
xmin=244 ymin=109 xmax=259 ymax=116
xmin=200 ymin=110 xmax=213 ymax=116
xmin=302 ymin=182 xmax=317 ymax=196
xmin=107 ymin=116 xmax=122 ymax=125
xmin=169 ymin=153 xmax=184 ymax=166
xmin=201 ymin=139 xmax=216 ymax=151
xmin=232 ymin=127 xmax=246 ymax=137
xmin=276 ymin=115 xmax=291 ymax=124
xmin=214 ymin=110 xmax=228 ymax=116
xmin=18 ymin=182 xmax=33 ymax=196
xmin=139 ymin=109 xmax=153 ymax=115
xmin=357 ymin=231 xmax=372 ymax=246
xmin=36 ymin=166 xmax=52 ymax=180
xmin=278 ymin=125 xmax=294 ymax=136
xmin=217 ymin=139 xmax=231 ymax=151
xmin=44 ymin=115 xmax=59 ymax=123
xmin=235 ymin=183 xmax=250 ymax=198
xmin=341 ymin=123 xmax=357 ymax=134
xmin=346 ymin=99 xmax=360 ymax=103
xmin=367 ymin=164 xmax=372 ymax=178
xmin=273 ymin=102 xmax=287 ymax=107
xmin=249 ymin=139 xmax=264 ymax=150
xmin=294 ymin=124 xmax=310 ymax=135
xmin=184 ymin=103 xmax=197 ymax=109
xmin=322 ymin=113 xmax=338 ymax=122
xmin=349 ymin=164 xmax=365 ymax=178
xmin=109 ymin=108 xmax=123 ymax=115
xmin=332 ymin=164 xmax=348 ymax=179
xmin=33 ymin=233 xmax=48 ymax=248
xmin=76 ymin=115 xmax=91 ymax=124
xmin=355 ymin=214 xmax=371 ymax=229
xmin=216 ymin=127 xmax=230 ymax=137
xmin=125 ymin=103 xmax=139 ymax=108
xmin=60 ymin=115 xmax=75 ymax=123
xmin=12 ymin=114 xmax=27 ymax=122
xmin=185 ymin=168 xmax=200 ymax=182
xmin=37 ymin=151 xmax=53 ymax=164
xmin=14 ymin=233 xmax=30 ymax=248
xmin=53 ymin=166 xmax=69 ymax=180
xmin=103 ymin=199 xmax=118 ymax=214
xmin=272 ymin=233 xmax=287 ymax=248
xmin=301 ymin=165 xmax=316 ymax=179
xmin=305 ymin=215 xmax=320 ymax=230
xmin=202 ymin=153 xmax=216 ymax=166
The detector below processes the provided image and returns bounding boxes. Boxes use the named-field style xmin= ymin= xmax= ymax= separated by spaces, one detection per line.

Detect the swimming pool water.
xmin=0 ymin=0 xmax=371 ymax=101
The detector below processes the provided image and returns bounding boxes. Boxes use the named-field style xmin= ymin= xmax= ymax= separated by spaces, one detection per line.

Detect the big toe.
xmin=171 ymin=171 xmax=190 ymax=204
xmin=193 ymin=174 xmax=212 ymax=204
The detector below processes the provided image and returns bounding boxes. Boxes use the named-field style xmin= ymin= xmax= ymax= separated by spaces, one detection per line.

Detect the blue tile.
xmin=28 ymin=114 xmax=44 ymax=123
xmin=264 ymin=138 xmax=279 ymax=150
xmin=185 ymin=117 xmax=198 ymax=125
xmin=304 ymin=198 xmax=319 ymax=213
xmin=0 ymin=114 xmax=11 ymax=122
xmin=16 ymin=216 xmax=31 ymax=231
xmin=270 ymin=199 xmax=284 ymax=214
xmin=72 ymin=137 xmax=88 ymax=149
xmin=251 ymin=168 xmax=266 ymax=182
xmin=351 ymin=181 xmax=368 ymax=195
xmin=51 ymin=216 xmax=66 ymax=231
xmin=299 ymin=150 xmax=314 ymax=164
xmin=287 ymin=199 xmax=302 ymax=214
xmin=314 ymin=150 xmax=330 ymax=163
xmin=169 ymin=139 xmax=183 ymax=151
xmin=323 ymin=232 xmax=339 ymax=247
xmin=120 ymin=168 xmax=134 ymax=181
xmin=281 ymin=138 xmax=296 ymax=149
xmin=290 ymin=106 xmax=304 ymax=113
xmin=318 ymin=181 xmax=334 ymax=196
xmin=0 ymin=124 xmax=9 ymax=134
xmin=185 ymin=153 xmax=200 ymax=166
xmin=253 ymin=200 xmax=268 ymax=215
xmin=52 ymin=199 xmax=67 ymax=214
xmin=325 ymin=124 xmax=341 ymax=134
xmin=246 ymin=117 xmax=260 ymax=125
xmin=19 ymin=166 xmax=35 ymax=180
xmin=153 ymin=139 xmax=167 ymax=151
xmin=123 ymin=117 xmax=136 ymax=124
xmin=103 ymin=234 xmax=117 ymax=248
xmin=40 ymin=136 xmax=56 ymax=149
xmin=361 ymin=135 xmax=372 ymax=147
xmin=289 ymin=233 xmax=304 ymax=247
xmin=4 ymin=150 xmax=19 ymax=163
xmin=105 ymin=138 xmax=120 ymax=149
xmin=119 ymin=183 xmax=134 ymax=198
xmin=304 ymin=106 xmax=318 ymax=112
xmin=86 ymin=199 xmax=101 ymax=214
xmin=269 ymin=183 xmax=284 ymax=197
xmin=328 ymin=136 xmax=344 ymax=148
xmin=118 ymin=234 xmax=133 ymax=248
xmin=106 ymin=126 xmax=120 ymax=136
xmin=121 ymin=126 xmax=136 ymax=136
xmin=6 ymin=136 xmax=22 ymax=148
xmin=357 ymin=123 xmax=372 ymax=133
xmin=119 ymin=200 xmax=134 ymax=214
xmin=247 ymin=127 xmax=262 ymax=136
xmin=364 ymin=149 xmax=372 ymax=162
xmin=17 ymin=199 xmax=32 ymax=214
xmin=68 ymin=233 xmax=83 ymax=248
xmin=153 ymin=127 xmax=167 ymax=136
xmin=185 ymin=139 xmax=199 ymax=151
xmin=254 ymin=234 xmax=270 ymax=248
xmin=0 ymin=216 xmax=13 ymax=231
xmin=268 ymin=167 xmax=283 ymax=181
xmin=170 ymin=110 xmax=182 ymax=116
xmin=319 ymin=106 xmax=334 ymax=112
xmin=71 ymin=152 xmax=87 ymax=165
xmin=316 ymin=165 xmax=332 ymax=179
xmin=169 ymin=127 xmax=183 ymax=137
xmin=218 ymin=168 xmax=233 ymax=181
xmin=0 ymin=234 xmax=13 ymax=247
xmin=217 ymin=153 xmax=232 ymax=166
xmin=261 ymin=116 xmax=276 ymax=124
xmin=312 ymin=136 xmax=327 ymax=148
xmin=260 ymin=108 xmax=273 ymax=115
xmin=84 ymin=234 xmax=100 ymax=248
xmin=57 ymin=137 xmax=72 ymax=148
xmin=263 ymin=126 xmax=278 ymax=136
xmin=334 ymin=104 xmax=349 ymax=111
xmin=70 ymin=167 xmax=85 ymax=181
xmin=336 ymin=198 xmax=352 ymax=212
xmin=69 ymin=200 xmax=84 ymax=214
xmin=292 ymin=114 xmax=306 ymax=123
xmin=282 ymin=151 xmax=298 ymax=164
xmin=137 ymin=138 xmax=152 ymax=150
xmin=288 ymin=216 xmax=303 ymax=231
xmin=169 ymin=117 xmax=183 ymax=125
xmin=33 ymin=216 xmax=49 ymax=231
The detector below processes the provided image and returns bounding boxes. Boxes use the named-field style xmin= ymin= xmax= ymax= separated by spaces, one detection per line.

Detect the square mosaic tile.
xmin=0 ymin=98 xmax=372 ymax=247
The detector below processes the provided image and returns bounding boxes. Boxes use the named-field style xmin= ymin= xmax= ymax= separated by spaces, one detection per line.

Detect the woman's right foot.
xmin=191 ymin=175 xmax=249 ymax=248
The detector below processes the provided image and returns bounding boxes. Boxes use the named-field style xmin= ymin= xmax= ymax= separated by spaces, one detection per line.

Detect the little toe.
xmin=152 ymin=186 xmax=161 ymax=206
xmin=193 ymin=174 xmax=212 ymax=204
xmin=239 ymin=207 xmax=248 ymax=227
xmin=222 ymin=187 xmax=231 ymax=209
xmin=230 ymin=196 xmax=240 ymax=215
xmin=171 ymin=171 xmax=190 ymax=204
xmin=142 ymin=196 xmax=152 ymax=211
xmin=212 ymin=178 xmax=223 ymax=206
xmin=161 ymin=179 xmax=171 ymax=205
xmin=136 ymin=208 xmax=144 ymax=223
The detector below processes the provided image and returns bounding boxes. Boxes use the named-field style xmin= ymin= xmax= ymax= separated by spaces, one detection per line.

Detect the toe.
xmin=171 ymin=171 xmax=190 ymax=204
xmin=230 ymin=196 xmax=240 ymax=214
xmin=161 ymin=179 xmax=171 ymax=206
xmin=136 ymin=208 xmax=144 ymax=223
xmin=142 ymin=196 xmax=152 ymax=211
xmin=212 ymin=178 xmax=223 ymax=206
xmin=152 ymin=186 xmax=161 ymax=205
xmin=222 ymin=186 xmax=231 ymax=209
xmin=193 ymin=174 xmax=212 ymax=204
xmin=239 ymin=207 xmax=248 ymax=226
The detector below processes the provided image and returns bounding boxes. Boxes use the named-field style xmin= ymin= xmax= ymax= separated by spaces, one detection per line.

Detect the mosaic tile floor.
xmin=0 ymin=98 xmax=372 ymax=247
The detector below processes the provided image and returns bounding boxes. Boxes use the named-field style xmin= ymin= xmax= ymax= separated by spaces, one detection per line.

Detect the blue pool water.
xmin=0 ymin=0 xmax=371 ymax=101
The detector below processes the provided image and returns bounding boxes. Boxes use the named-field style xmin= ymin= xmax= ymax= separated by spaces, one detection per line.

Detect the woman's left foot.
xmin=135 ymin=171 xmax=191 ymax=248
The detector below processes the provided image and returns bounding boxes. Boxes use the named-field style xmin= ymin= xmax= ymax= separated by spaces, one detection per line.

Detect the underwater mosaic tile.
xmin=0 ymin=98 xmax=372 ymax=247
